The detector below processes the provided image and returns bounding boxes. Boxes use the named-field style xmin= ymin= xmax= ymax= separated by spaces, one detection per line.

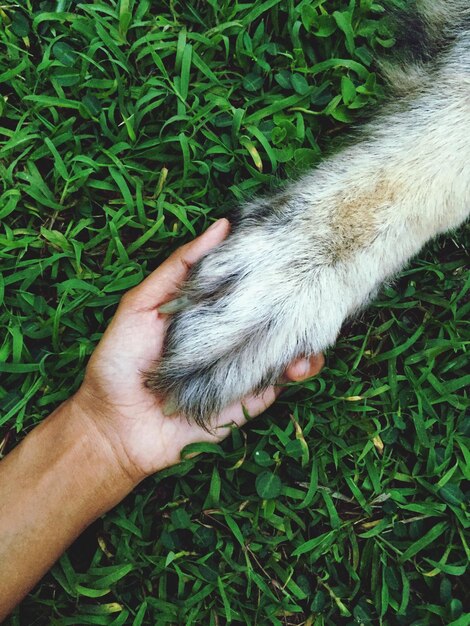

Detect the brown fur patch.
xmin=328 ymin=179 xmax=398 ymax=263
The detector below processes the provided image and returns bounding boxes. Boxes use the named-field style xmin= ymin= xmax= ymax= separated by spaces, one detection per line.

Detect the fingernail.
xmin=297 ymin=359 xmax=310 ymax=376
xmin=206 ymin=218 xmax=227 ymax=234
xmin=158 ymin=296 xmax=190 ymax=314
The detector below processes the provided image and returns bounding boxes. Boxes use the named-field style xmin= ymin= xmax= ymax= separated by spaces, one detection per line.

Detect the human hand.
xmin=72 ymin=219 xmax=324 ymax=483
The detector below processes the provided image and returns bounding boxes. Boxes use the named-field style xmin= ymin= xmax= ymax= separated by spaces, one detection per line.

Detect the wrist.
xmin=58 ymin=396 xmax=140 ymax=502
xmin=69 ymin=388 xmax=149 ymax=486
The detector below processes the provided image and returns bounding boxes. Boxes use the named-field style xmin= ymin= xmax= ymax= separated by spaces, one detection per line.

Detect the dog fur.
xmin=145 ymin=0 xmax=470 ymax=426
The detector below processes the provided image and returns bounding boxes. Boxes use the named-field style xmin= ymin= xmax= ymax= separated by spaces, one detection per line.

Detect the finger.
xmin=210 ymin=385 xmax=281 ymax=436
xmin=220 ymin=354 xmax=325 ymax=433
xmin=285 ymin=353 xmax=325 ymax=381
xmin=191 ymin=355 xmax=325 ymax=437
xmin=126 ymin=219 xmax=230 ymax=309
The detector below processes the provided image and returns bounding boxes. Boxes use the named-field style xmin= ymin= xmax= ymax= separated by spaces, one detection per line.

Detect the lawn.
xmin=0 ymin=1 xmax=469 ymax=624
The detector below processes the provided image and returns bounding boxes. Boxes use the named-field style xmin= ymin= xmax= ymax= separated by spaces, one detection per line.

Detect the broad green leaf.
xmin=52 ymin=41 xmax=78 ymax=66
xmin=11 ymin=11 xmax=30 ymax=37
xmin=256 ymin=471 xmax=282 ymax=499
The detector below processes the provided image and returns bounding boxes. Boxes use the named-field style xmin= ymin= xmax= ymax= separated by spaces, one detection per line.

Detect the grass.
xmin=0 ymin=0 xmax=469 ymax=624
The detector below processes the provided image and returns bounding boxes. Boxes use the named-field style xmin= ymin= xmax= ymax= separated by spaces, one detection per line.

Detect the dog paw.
xmin=144 ymin=206 xmax=352 ymax=427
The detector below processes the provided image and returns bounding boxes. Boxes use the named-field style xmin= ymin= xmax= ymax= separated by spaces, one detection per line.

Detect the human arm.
xmin=0 ymin=219 xmax=323 ymax=619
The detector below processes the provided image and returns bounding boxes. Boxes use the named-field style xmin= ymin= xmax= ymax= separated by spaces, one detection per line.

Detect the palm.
xmin=82 ymin=301 xmax=278 ymax=476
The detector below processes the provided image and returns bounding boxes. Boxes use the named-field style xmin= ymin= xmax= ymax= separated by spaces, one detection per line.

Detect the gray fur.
xmin=145 ymin=1 xmax=470 ymax=427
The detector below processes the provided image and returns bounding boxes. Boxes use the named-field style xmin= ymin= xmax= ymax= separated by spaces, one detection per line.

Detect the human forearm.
xmin=0 ymin=398 xmax=138 ymax=620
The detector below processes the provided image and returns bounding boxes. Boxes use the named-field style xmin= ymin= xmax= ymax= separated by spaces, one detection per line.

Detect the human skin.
xmin=0 ymin=219 xmax=324 ymax=619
